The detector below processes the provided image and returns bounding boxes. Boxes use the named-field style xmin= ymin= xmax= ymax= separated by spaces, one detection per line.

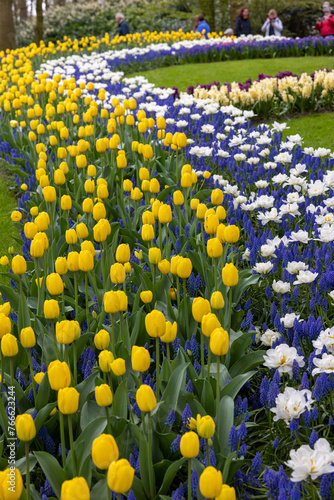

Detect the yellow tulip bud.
xmin=136 ymin=384 xmax=157 ymax=412
xmin=92 ymin=433 xmax=119 ymax=470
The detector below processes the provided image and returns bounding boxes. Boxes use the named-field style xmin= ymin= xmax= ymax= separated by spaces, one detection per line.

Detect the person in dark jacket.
xmin=115 ymin=13 xmax=130 ymax=37
xmin=235 ymin=7 xmax=252 ymax=36
xmin=316 ymin=3 xmax=334 ymax=36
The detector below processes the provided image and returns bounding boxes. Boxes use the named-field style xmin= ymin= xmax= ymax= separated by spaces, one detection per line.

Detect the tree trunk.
xmin=199 ymin=0 xmax=215 ymax=32
xmin=35 ymin=0 xmax=43 ymax=43
xmin=0 ymin=0 xmax=16 ymax=50
xmin=18 ymin=0 xmax=27 ymax=20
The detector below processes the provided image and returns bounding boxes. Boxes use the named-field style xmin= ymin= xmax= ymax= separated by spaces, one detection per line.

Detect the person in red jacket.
xmin=316 ymin=3 xmax=334 ymax=36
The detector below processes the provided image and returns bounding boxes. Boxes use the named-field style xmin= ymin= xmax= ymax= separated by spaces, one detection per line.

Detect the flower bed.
xmin=0 ymin=39 xmax=334 ymax=500
xmin=190 ymin=69 xmax=334 ymax=118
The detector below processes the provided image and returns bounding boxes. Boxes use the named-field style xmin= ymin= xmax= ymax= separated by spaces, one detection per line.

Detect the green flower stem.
xmin=85 ymin=272 xmax=90 ymax=331
xmin=205 ymin=439 xmax=210 ymax=466
xmin=73 ymin=340 xmax=77 ymax=385
xmin=0 ymin=350 xmax=3 ymax=393
xmin=213 ymin=257 xmax=218 ymax=291
xmin=159 ymin=221 xmax=162 ymax=253
xmin=177 ymin=206 xmax=182 ymax=235
xmin=156 ymin=336 xmax=160 ymax=400
xmin=9 ymin=357 xmax=14 ymax=389
xmin=184 ymin=188 xmax=189 ymax=226
xmin=207 ymin=347 xmax=211 ymax=381
xmin=105 ymin=406 xmax=111 ymax=434
xmin=59 ymin=411 xmax=66 ymax=467
xmin=100 ymin=244 xmax=106 ymax=284
xmin=200 ymin=332 xmax=204 ymax=379
xmin=73 ymin=272 xmax=79 ymax=320
xmin=27 ymin=349 xmax=37 ymax=401
xmin=176 ymin=276 xmax=180 ymax=310
xmin=51 ymin=320 xmax=60 ymax=359
xmin=226 ymin=287 xmax=233 ymax=369
xmin=148 ymin=412 xmax=155 ymax=498
xmin=110 ymin=313 xmax=115 ymax=353
xmin=64 ymin=344 xmax=69 ymax=365
xmin=201 ymin=222 xmax=205 ymax=253
xmin=68 ymin=414 xmax=77 ymax=475
xmin=117 ymin=494 xmax=121 ymax=500
xmin=183 ymin=280 xmax=189 ymax=339
xmin=61 ymin=289 xmax=65 ymax=318
xmin=216 ymin=355 xmax=220 ymax=437
xmin=25 ymin=441 xmax=30 ymax=500
xmin=122 ymin=376 xmax=134 ymax=423
xmin=188 ymin=458 xmax=192 ymax=500
xmin=119 ymin=312 xmax=124 ymax=343
xmin=19 ymin=275 xmax=24 ymax=326
xmin=167 ymin=343 xmax=171 ymax=363
xmin=152 ymin=264 xmax=156 ymax=306
xmin=34 ymin=258 xmax=41 ymax=315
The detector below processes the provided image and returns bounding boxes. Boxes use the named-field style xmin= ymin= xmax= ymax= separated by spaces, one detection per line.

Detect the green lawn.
xmin=130 ymin=56 xmax=334 ymax=90
xmin=280 ymin=112 xmax=334 ymax=149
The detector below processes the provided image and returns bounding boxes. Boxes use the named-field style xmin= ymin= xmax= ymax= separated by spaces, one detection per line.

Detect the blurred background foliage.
xmin=0 ymin=0 xmax=329 ymax=49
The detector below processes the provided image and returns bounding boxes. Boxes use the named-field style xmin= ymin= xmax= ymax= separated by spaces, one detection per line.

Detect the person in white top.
xmin=261 ymin=9 xmax=283 ymax=36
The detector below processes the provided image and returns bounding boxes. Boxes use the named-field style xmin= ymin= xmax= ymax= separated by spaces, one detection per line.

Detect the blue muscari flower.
xmin=78 ymin=347 xmax=96 ymax=379
xmin=309 ymin=429 xmax=318 ymax=447
xmin=165 ymin=409 xmax=176 ymax=427
xmin=239 ymin=443 xmax=247 ymax=457
xmin=289 ymin=418 xmax=299 ymax=436
xmin=58 ymin=443 xmax=68 ymax=457
xmin=290 ymin=483 xmax=301 ymax=500
xmin=250 ymin=452 xmax=262 ymax=477
xmin=194 ymin=360 xmax=201 ymax=376
xmin=308 ymin=352 xmax=316 ymax=373
xmin=185 ymin=380 xmax=193 ymax=393
xmin=260 ymin=377 xmax=269 ymax=408
xmin=267 ymin=381 xmax=280 ymax=408
xmin=174 ymin=238 xmax=181 ymax=253
xmin=311 ymin=406 xmax=319 ymax=421
xmin=182 ymin=404 xmax=192 ymax=430
xmin=292 ymin=359 xmax=300 ymax=382
xmin=237 ymin=420 xmax=247 ymax=441
xmin=265 ymin=285 xmax=273 ymax=300
xmin=40 ymin=479 xmax=55 ymax=498
xmin=320 ymin=475 xmax=331 ymax=500
xmin=128 ymin=491 xmax=136 ymax=500
xmin=170 ymin=434 xmax=181 ymax=453
xmin=244 ymin=298 xmax=251 ymax=311
xmin=313 ymin=372 xmax=328 ymax=400
xmin=27 ymin=389 xmax=34 ymax=403
xmin=190 ymin=334 xmax=199 ymax=360
xmin=228 ymin=425 xmax=238 ymax=452
xmin=16 ymin=369 xmax=26 ymax=388
xmin=191 ymin=469 xmax=199 ymax=494
xmin=172 ymin=484 xmax=186 ymax=500
xmin=301 ymin=372 xmax=309 ymax=390
xmin=172 ymin=337 xmax=181 ymax=356
xmin=272 ymin=436 xmax=279 ymax=449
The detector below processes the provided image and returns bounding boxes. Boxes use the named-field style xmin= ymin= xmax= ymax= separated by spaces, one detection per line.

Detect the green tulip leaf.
xmin=158 ymin=457 xmax=186 ymax=495
xmin=34 ymin=451 xmax=68 ymax=498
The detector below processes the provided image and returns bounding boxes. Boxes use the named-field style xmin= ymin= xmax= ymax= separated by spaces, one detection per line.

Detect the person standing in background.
xmin=115 ymin=13 xmax=130 ymax=37
xmin=235 ymin=7 xmax=252 ymax=37
xmin=193 ymin=15 xmax=200 ymax=32
xmin=261 ymin=9 xmax=283 ymax=37
xmin=196 ymin=14 xmax=211 ymax=38
xmin=315 ymin=3 xmax=334 ymax=36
